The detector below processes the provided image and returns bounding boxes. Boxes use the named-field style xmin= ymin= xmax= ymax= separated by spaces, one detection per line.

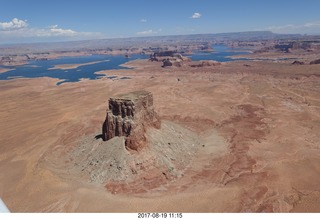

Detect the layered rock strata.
xmin=102 ymin=90 xmax=160 ymax=150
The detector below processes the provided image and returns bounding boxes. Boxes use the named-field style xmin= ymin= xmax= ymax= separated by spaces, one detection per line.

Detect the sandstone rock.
xmin=150 ymin=51 xmax=190 ymax=66
xmin=292 ymin=61 xmax=305 ymax=65
xmin=162 ymin=59 xmax=173 ymax=67
xmin=161 ymin=54 xmax=190 ymax=67
xmin=102 ymin=91 xmax=160 ymax=151
xmin=310 ymin=59 xmax=320 ymax=65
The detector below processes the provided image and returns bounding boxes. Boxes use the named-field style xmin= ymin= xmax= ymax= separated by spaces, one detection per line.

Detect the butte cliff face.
xmin=102 ymin=90 xmax=160 ymax=150
xmin=45 ymin=90 xmax=200 ymax=192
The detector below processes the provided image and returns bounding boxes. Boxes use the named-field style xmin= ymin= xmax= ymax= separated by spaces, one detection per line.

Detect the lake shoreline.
xmin=0 ymin=68 xmax=14 ymax=74
xmin=48 ymin=60 xmax=110 ymax=70
xmin=0 ymin=45 xmax=251 ymax=84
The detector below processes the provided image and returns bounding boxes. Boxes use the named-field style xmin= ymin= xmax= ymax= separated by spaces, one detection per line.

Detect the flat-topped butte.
xmin=102 ymin=90 xmax=160 ymax=151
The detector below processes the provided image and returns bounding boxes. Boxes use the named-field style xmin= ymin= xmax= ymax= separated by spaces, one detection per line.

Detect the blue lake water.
xmin=0 ymin=45 xmax=250 ymax=85
xmin=189 ymin=44 xmax=250 ymax=61
xmin=0 ymin=54 xmax=147 ymax=85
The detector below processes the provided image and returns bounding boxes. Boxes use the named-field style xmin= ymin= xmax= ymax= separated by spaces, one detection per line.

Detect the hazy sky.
xmin=1 ymin=0 xmax=320 ymax=44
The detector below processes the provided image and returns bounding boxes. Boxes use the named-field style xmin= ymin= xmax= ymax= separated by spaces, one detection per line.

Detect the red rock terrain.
xmin=102 ymin=90 xmax=160 ymax=151
xmin=0 ymin=58 xmax=320 ymax=212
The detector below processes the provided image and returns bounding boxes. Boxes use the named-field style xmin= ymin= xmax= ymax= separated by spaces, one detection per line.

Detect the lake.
xmin=0 ymin=45 xmax=250 ymax=85
xmin=0 ymin=54 xmax=147 ymax=85
xmin=190 ymin=44 xmax=250 ymax=61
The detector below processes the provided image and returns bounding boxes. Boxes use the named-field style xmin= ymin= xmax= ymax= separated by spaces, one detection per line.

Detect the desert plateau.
xmin=1 ymin=1 xmax=320 ymax=213
xmin=1 ymin=33 xmax=320 ymax=213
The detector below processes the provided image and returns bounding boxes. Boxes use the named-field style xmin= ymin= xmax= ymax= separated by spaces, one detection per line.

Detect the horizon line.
xmin=0 ymin=30 xmax=313 ymax=47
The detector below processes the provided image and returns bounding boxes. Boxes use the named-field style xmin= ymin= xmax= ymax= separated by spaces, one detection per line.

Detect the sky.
xmin=1 ymin=0 xmax=320 ymax=44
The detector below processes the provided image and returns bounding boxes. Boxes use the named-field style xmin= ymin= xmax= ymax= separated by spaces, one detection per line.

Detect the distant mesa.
xmin=149 ymin=50 xmax=193 ymax=67
xmin=154 ymin=51 xmax=177 ymax=57
xmin=102 ymin=90 xmax=160 ymax=151
xmin=149 ymin=50 xmax=178 ymax=62
xmin=149 ymin=50 xmax=221 ymax=68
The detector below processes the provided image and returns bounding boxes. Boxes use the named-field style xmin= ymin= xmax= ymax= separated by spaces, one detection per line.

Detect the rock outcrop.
xmin=310 ymin=59 xmax=320 ymax=65
xmin=162 ymin=59 xmax=173 ymax=67
xmin=149 ymin=51 xmax=191 ymax=67
xmin=102 ymin=90 xmax=160 ymax=151
xmin=161 ymin=54 xmax=191 ymax=67
xmin=291 ymin=60 xmax=305 ymax=65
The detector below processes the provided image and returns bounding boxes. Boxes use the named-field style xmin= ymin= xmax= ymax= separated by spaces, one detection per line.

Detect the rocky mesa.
xmin=46 ymin=90 xmax=201 ymax=192
xmin=102 ymin=90 xmax=160 ymax=151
